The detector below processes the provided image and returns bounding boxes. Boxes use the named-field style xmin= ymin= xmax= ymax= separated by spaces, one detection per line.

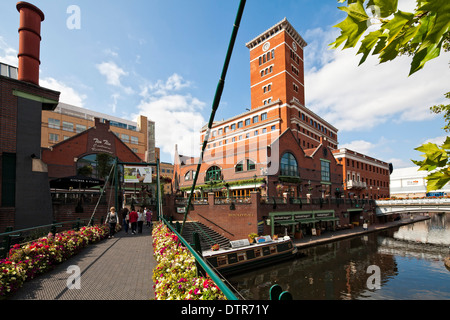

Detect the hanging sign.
xmin=124 ymin=166 xmax=152 ymax=183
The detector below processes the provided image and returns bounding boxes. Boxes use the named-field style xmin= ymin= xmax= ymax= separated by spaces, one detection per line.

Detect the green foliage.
xmin=332 ymin=0 xmax=450 ymax=192
xmin=330 ymin=0 xmax=450 ymax=75
xmin=412 ymin=93 xmax=450 ymax=192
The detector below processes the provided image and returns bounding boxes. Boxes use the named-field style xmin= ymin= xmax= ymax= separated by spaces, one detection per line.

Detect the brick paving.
xmin=9 ymin=225 xmax=156 ymax=300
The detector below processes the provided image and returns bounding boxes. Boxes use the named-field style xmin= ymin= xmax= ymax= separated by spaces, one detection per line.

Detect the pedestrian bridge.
xmin=375 ymin=198 xmax=450 ymax=215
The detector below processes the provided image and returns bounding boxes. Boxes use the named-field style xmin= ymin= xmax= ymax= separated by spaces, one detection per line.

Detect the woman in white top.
xmin=137 ymin=208 xmax=145 ymax=234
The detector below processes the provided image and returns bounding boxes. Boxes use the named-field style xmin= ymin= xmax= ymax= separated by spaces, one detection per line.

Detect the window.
xmin=238 ymin=121 xmax=243 ymax=128
xmin=261 ymin=112 xmax=267 ymax=121
xmin=48 ymin=118 xmax=60 ymax=129
xmin=321 ymin=160 xmax=330 ymax=182
xmin=49 ymin=133 xmax=59 ymax=142
xmin=235 ymin=161 xmax=244 ymax=172
xmin=62 ymin=121 xmax=73 ymax=132
xmin=253 ymin=116 xmax=259 ymax=123
xmin=76 ymin=124 xmax=86 ymax=133
xmin=245 ymin=118 xmax=251 ymax=126
xmin=218 ymin=128 xmax=223 ymax=135
xmin=130 ymin=136 xmax=138 ymax=144
xmin=121 ymin=134 xmax=130 ymax=143
xmin=206 ymin=166 xmax=222 ymax=181
xmin=185 ymin=171 xmax=191 ymax=181
xmin=280 ymin=153 xmax=298 ymax=177
xmin=271 ymin=125 xmax=276 ymax=131
xmin=231 ymin=123 xmax=236 ymax=130
xmin=247 ymin=159 xmax=256 ymax=171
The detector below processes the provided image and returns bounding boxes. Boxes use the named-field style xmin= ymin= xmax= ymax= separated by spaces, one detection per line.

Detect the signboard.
xmin=124 ymin=166 xmax=152 ymax=183
xmin=316 ymin=212 xmax=334 ymax=218
xmin=294 ymin=213 xmax=313 ymax=220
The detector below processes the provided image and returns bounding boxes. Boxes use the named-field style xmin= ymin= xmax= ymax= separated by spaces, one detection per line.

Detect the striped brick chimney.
xmin=16 ymin=1 xmax=45 ymax=85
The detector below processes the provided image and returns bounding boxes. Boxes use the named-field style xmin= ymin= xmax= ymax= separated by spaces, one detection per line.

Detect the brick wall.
xmin=167 ymin=191 xmax=376 ymax=241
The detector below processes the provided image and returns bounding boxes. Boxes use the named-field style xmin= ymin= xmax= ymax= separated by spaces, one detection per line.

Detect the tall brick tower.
xmin=245 ymin=18 xmax=338 ymax=150
xmin=246 ymin=18 xmax=307 ymax=109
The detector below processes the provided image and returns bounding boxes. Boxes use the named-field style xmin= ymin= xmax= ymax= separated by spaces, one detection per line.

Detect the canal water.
xmin=227 ymin=213 xmax=450 ymax=300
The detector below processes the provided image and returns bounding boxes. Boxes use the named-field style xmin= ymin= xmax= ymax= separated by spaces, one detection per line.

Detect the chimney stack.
xmin=16 ymin=1 xmax=45 ymax=86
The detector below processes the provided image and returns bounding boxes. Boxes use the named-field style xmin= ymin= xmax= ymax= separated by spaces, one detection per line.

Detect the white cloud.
xmin=40 ymin=77 xmax=87 ymax=107
xmin=96 ymin=61 xmax=134 ymax=94
xmin=423 ymin=135 xmax=447 ymax=146
xmin=135 ymin=73 xmax=206 ymax=161
xmin=339 ymin=139 xmax=375 ymax=155
xmin=0 ymin=36 xmax=18 ymax=67
xmin=304 ymin=28 xmax=449 ymax=133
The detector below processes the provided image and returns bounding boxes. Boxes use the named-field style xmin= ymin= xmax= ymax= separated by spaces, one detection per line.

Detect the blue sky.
xmin=1 ymin=0 xmax=448 ymax=169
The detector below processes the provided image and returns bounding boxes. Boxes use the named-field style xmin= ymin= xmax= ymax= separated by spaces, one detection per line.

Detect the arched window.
xmin=280 ymin=153 xmax=298 ymax=177
xmin=235 ymin=161 xmax=244 ymax=172
xmin=206 ymin=166 xmax=222 ymax=181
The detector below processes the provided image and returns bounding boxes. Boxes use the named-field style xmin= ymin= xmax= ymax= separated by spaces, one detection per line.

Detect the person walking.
xmin=146 ymin=209 xmax=152 ymax=228
xmin=105 ymin=207 xmax=118 ymax=238
xmin=121 ymin=207 xmax=129 ymax=234
xmin=137 ymin=208 xmax=145 ymax=234
xmin=129 ymin=207 xmax=138 ymax=235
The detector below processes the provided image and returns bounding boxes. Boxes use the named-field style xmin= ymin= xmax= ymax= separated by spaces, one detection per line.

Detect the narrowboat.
xmin=202 ymin=235 xmax=298 ymax=275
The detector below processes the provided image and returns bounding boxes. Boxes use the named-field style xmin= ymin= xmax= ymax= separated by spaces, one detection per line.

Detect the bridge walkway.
xmin=9 ymin=224 xmax=156 ymax=300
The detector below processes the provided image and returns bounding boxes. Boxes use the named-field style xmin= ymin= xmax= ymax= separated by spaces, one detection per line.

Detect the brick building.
xmin=173 ymin=18 xmax=342 ymax=201
xmin=0 ymin=2 xmax=60 ymax=231
xmin=332 ymin=148 xmax=391 ymax=199
xmin=41 ymin=102 xmax=156 ymax=163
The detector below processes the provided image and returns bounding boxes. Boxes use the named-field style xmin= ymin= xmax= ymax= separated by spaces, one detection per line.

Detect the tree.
xmin=330 ymin=0 xmax=449 ymax=192
xmin=330 ymin=0 xmax=449 ymax=76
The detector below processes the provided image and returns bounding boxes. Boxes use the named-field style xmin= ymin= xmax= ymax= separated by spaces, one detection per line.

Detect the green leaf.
xmin=425 ymin=170 xmax=450 ymax=192
xmin=368 ymin=0 xmax=399 ymax=18
xmin=339 ymin=1 xmax=370 ymax=22
xmin=409 ymin=40 xmax=442 ymax=75
xmin=330 ymin=15 xmax=369 ymax=49
xmin=441 ymin=136 xmax=450 ymax=150
xmin=357 ymin=29 xmax=383 ymax=64
xmin=382 ymin=10 xmax=415 ymax=48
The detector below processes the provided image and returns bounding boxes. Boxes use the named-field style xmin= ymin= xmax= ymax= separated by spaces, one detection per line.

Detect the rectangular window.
xmin=271 ymin=125 xmax=276 ymax=131
xmin=231 ymin=123 xmax=236 ymax=130
xmin=48 ymin=118 xmax=60 ymax=129
xmin=261 ymin=112 xmax=267 ymax=121
xmin=238 ymin=121 xmax=243 ymax=128
xmin=131 ymin=136 xmax=138 ymax=144
xmin=321 ymin=160 xmax=331 ymax=182
xmin=253 ymin=116 xmax=259 ymax=123
xmin=62 ymin=121 xmax=73 ymax=132
xmin=245 ymin=119 xmax=251 ymax=126
xmin=121 ymin=134 xmax=130 ymax=143
xmin=76 ymin=124 xmax=86 ymax=133
xmin=49 ymin=133 xmax=59 ymax=142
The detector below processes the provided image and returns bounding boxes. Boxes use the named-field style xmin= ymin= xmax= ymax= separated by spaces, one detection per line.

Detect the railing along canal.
xmin=0 ymin=218 xmax=94 ymax=259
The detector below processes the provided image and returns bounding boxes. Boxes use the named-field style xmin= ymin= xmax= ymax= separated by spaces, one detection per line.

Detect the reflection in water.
xmin=228 ymin=214 xmax=450 ymax=300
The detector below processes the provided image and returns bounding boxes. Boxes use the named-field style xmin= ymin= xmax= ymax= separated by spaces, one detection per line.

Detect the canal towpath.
xmin=292 ymin=215 xmax=431 ymax=250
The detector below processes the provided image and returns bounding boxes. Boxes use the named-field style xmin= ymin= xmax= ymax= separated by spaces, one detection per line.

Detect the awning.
xmin=50 ymin=175 xmax=104 ymax=190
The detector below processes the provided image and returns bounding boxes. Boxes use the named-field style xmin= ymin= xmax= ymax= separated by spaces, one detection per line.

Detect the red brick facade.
xmin=42 ymin=118 xmax=143 ymax=179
